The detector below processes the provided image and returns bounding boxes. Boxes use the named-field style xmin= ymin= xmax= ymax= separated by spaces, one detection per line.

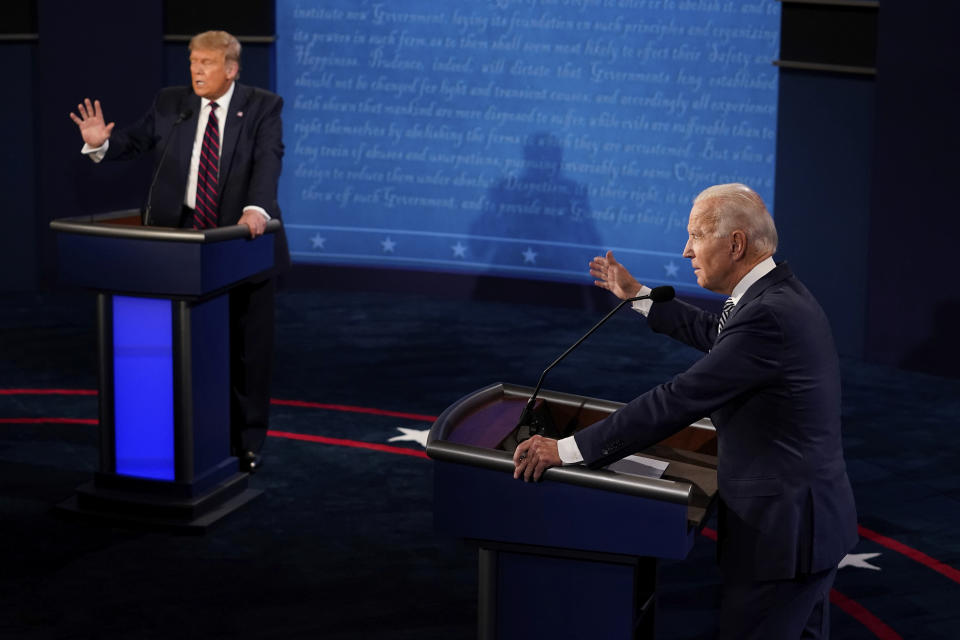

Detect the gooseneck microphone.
xmin=514 ymin=285 xmax=676 ymax=441
xmin=142 ymin=108 xmax=193 ymax=226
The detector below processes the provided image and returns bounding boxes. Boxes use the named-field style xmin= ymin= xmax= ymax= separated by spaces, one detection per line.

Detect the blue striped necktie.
xmin=193 ymin=102 xmax=220 ymax=229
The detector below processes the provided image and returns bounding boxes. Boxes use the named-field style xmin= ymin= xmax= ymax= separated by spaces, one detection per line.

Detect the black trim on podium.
xmin=96 ymin=293 xmax=116 ymax=474
xmin=172 ymin=300 xmax=193 ymax=483
xmin=51 ymin=210 xmax=281 ymax=533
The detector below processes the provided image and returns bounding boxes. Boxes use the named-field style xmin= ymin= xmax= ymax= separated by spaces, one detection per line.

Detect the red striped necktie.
xmin=193 ymin=101 xmax=220 ymax=229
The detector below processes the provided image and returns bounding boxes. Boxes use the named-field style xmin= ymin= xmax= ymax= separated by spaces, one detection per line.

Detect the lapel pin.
xmin=236 ymin=111 xmax=243 ymax=118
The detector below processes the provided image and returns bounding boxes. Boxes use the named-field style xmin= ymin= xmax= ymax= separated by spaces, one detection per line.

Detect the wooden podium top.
xmin=50 ymin=209 xmax=282 ymax=244
xmin=49 ymin=210 xmax=282 ymax=297
xmin=428 ymin=382 xmax=718 ymax=528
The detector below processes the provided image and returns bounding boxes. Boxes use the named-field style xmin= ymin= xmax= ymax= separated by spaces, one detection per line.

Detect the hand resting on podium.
xmin=513 ymin=435 xmax=562 ymax=482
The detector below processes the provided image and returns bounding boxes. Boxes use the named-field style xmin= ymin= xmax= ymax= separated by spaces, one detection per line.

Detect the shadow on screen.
xmin=467 ymin=131 xmax=602 ymax=304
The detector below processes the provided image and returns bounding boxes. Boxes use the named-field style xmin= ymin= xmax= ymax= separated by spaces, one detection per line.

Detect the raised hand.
xmin=589 ymin=250 xmax=642 ymax=300
xmin=69 ymin=98 xmax=115 ymax=148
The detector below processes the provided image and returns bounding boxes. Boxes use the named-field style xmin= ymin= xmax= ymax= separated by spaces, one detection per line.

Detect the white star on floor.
xmin=388 ymin=427 xmax=429 ymax=448
xmin=381 ymin=237 xmax=397 ymax=253
xmin=522 ymin=247 xmax=538 ymax=264
xmin=451 ymin=241 xmax=468 ymax=258
xmin=311 ymin=234 xmax=326 ymax=249
xmin=839 ymin=552 xmax=882 ymax=571
xmin=664 ymin=261 xmax=679 ymax=277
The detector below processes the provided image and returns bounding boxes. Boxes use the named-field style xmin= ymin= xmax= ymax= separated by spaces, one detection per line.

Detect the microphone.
xmin=514 ymin=285 xmax=675 ymax=441
xmin=142 ymin=108 xmax=193 ymax=226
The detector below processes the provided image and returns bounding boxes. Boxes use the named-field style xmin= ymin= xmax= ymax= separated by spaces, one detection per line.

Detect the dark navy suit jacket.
xmin=575 ymin=263 xmax=858 ymax=581
xmin=105 ymin=83 xmax=289 ymax=268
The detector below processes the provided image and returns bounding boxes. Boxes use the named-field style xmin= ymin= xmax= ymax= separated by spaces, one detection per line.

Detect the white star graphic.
xmin=664 ymin=261 xmax=679 ymax=278
xmin=522 ymin=247 xmax=538 ymax=264
xmin=311 ymin=234 xmax=326 ymax=250
xmin=381 ymin=237 xmax=397 ymax=253
xmin=839 ymin=552 xmax=882 ymax=571
xmin=387 ymin=427 xmax=429 ymax=448
xmin=452 ymin=241 xmax=468 ymax=258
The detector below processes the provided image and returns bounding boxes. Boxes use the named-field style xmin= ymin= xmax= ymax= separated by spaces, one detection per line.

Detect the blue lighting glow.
xmin=113 ymin=296 xmax=175 ymax=480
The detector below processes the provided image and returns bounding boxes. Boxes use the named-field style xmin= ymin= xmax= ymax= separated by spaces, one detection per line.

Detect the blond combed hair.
xmin=190 ymin=30 xmax=241 ymax=68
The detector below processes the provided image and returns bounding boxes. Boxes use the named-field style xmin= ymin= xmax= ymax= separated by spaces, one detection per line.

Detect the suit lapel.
xmin=219 ymin=83 xmax=249 ymax=207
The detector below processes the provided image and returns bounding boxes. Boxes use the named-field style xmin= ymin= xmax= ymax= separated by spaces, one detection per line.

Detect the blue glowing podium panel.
xmin=427 ymin=383 xmax=718 ymax=639
xmin=49 ymin=211 xmax=280 ymax=531
xmin=112 ymin=296 xmax=175 ymax=480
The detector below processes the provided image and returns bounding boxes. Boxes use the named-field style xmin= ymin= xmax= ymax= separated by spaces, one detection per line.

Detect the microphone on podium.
xmin=514 ymin=285 xmax=676 ymax=442
xmin=142 ymin=109 xmax=193 ymax=226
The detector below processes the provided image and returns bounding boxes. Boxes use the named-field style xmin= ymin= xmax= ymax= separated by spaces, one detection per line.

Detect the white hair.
xmin=693 ymin=183 xmax=778 ymax=257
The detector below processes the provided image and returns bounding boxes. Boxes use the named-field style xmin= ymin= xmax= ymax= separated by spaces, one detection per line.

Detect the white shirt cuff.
xmin=244 ymin=206 xmax=271 ymax=220
xmin=631 ymin=285 xmax=653 ymax=316
xmin=81 ymin=140 xmax=108 ymax=163
xmin=558 ymin=435 xmax=584 ymax=464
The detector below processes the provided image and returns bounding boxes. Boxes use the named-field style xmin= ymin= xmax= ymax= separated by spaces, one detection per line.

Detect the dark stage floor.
xmin=1 ymin=287 xmax=958 ymax=639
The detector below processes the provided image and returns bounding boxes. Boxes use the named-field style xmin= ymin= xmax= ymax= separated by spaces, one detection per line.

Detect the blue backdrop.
xmin=277 ymin=0 xmax=780 ymax=293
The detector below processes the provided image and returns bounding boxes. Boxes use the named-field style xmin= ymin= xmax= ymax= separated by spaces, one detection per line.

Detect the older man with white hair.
xmin=514 ymin=183 xmax=858 ymax=639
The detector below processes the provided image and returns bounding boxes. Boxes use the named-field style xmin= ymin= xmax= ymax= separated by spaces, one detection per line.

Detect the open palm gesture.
xmin=69 ymin=98 xmax=115 ymax=148
xmin=589 ymin=250 xmax=642 ymax=300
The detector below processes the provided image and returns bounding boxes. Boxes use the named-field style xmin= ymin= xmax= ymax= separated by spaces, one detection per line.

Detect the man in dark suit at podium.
xmin=69 ymin=30 xmax=288 ymax=473
xmin=513 ymin=183 xmax=858 ymax=639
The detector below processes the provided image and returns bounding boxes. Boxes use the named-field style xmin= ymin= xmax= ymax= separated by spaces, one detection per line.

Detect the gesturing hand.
xmin=69 ymin=98 xmax=115 ymax=148
xmin=513 ymin=435 xmax=562 ymax=482
xmin=589 ymin=250 xmax=642 ymax=301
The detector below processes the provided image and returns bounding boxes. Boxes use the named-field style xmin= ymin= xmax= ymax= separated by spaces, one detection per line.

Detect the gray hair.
xmin=693 ymin=183 xmax=778 ymax=257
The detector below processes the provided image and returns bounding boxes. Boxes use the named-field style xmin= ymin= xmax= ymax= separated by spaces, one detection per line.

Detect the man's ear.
xmin=226 ymin=61 xmax=239 ymax=81
xmin=731 ymin=230 xmax=747 ymax=259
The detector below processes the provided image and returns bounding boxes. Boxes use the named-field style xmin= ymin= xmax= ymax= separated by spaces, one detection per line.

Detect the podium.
xmin=427 ymin=383 xmax=719 ymax=639
xmin=49 ymin=210 xmax=281 ymax=532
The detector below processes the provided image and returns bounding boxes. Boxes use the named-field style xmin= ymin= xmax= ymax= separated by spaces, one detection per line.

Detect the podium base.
xmin=56 ymin=472 xmax=261 ymax=534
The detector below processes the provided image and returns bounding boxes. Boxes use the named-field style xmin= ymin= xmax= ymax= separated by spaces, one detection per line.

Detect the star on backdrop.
xmin=839 ymin=553 xmax=882 ymax=571
xmin=451 ymin=241 xmax=468 ymax=258
xmin=381 ymin=237 xmax=397 ymax=253
xmin=311 ymin=234 xmax=326 ymax=249
xmin=522 ymin=247 xmax=538 ymax=264
xmin=664 ymin=261 xmax=679 ymax=277
xmin=387 ymin=427 xmax=429 ymax=448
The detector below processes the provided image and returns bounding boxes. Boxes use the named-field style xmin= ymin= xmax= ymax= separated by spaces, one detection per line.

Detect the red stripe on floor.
xmin=0 ymin=389 xmax=439 ymax=423
xmin=858 ymin=524 xmax=960 ymax=585
xmin=830 ymin=589 xmax=903 ymax=640
xmin=270 ymin=398 xmax=437 ymax=422
xmin=267 ymin=430 xmax=428 ymax=459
